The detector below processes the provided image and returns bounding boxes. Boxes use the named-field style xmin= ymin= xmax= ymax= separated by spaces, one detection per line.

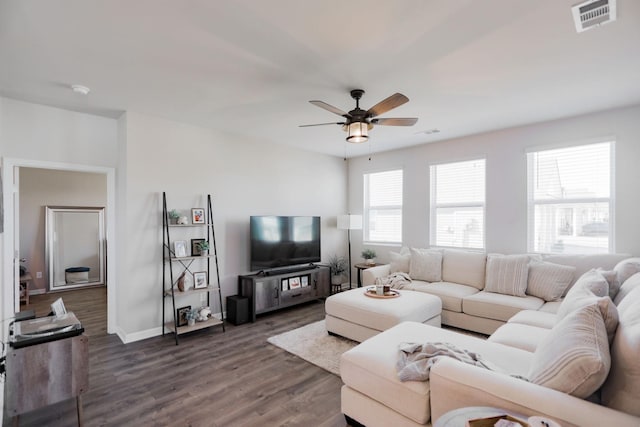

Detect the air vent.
xmin=572 ymin=0 xmax=616 ymax=33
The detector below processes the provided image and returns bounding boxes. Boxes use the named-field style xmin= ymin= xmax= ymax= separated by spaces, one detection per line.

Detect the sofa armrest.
xmin=430 ymin=358 xmax=640 ymax=427
xmin=362 ymin=264 xmax=391 ymax=286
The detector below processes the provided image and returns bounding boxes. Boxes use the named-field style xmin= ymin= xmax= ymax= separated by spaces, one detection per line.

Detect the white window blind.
xmin=430 ymin=159 xmax=485 ymax=249
xmin=527 ymin=142 xmax=613 ymax=254
xmin=364 ymin=169 xmax=403 ymax=243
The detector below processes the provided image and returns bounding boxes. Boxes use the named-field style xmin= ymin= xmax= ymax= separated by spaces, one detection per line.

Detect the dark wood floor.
xmin=5 ymin=292 xmax=346 ymax=427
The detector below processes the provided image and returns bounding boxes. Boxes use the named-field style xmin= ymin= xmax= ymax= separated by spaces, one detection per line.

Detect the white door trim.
xmin=1 ymin=157 xmax=117 ymax=334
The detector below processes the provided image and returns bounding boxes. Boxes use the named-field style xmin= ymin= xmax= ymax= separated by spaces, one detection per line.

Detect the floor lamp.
xmin=338 ymin=214 xmax=362 ymax=289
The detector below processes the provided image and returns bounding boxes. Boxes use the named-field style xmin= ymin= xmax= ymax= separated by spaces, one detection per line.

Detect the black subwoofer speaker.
xmin=227 ymin=295 xmax=249 ymax=325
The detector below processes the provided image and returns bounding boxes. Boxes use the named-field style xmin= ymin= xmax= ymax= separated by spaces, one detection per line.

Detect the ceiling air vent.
xmin=572 ymin=0 xmax=616 ymax=33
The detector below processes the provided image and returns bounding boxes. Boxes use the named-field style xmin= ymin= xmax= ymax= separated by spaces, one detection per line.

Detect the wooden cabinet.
xmin=239 ymin=265 xmax=330 ymax=322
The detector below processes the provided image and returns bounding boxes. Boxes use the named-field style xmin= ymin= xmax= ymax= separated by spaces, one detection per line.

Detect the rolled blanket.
xmin=396 ymin=341 xmax=504 ymax=382
xmin=375 ymin=272 xmax=412 ymax=289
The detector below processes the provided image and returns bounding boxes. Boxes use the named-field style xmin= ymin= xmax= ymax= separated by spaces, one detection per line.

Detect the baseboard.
xmin=115 ymin=310 xmax=226 ymax=344
xmin=28 ymin=288 xmax=46 ymax=296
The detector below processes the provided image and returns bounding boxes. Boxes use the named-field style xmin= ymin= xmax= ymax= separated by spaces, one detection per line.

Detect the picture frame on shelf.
xmin=301 ymin=275 xmax=309 ymax=287
xmin=289 ymin=276 xmax=301 ymax=289
xmin=193 ymin=271 xmax=208 ymax=289
xmin=191 ymin=238 xmax=205 ymax=256
xmin=174 ymin=240 xmax=187 ymax=258
xmin=281 ymin=278 xmax=289 ymax=291
xmin=192 ymin=208 xmax=205 ymax=224
xmin=176 ymin=305 xmax=191 ymax=327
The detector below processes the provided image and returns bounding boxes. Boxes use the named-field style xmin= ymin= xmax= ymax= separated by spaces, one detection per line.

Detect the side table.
xmin=435 ymin=406 xmax=527 ymax=427
xmin=354 ymin=263 xmax=380 ymax=288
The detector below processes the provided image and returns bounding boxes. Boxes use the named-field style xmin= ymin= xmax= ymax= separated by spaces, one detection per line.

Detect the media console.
xmin=238 ymin=265 xmax=330 ymax=322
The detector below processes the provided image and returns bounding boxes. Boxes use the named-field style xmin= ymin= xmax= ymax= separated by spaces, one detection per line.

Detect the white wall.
xmin=19 ymin=168 xmax=107 ymax=293
xmin=347 ymin=104 xmax=640 ymax=264
xmin=116 ymin=111 xmax=347 ymax=341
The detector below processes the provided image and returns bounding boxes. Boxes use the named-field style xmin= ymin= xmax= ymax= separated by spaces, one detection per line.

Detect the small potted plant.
xmin=168 ymin=209 xmax=180 ymax=224
xmin=328 ymin=254 xmax=348 ymax=286
xmin=362 ymin=248 xmax=377 ymax=265
xmin=196 ymin=240 xmax=210 ymax=256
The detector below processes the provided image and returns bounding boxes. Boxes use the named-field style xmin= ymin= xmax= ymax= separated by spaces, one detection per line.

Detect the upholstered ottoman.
xmin=325 ymin=287 xmax=442 ymax=342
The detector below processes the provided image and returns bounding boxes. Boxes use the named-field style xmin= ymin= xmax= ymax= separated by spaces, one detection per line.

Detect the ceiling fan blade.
xmin=299 ymin=122 xmax=345 ymax=127
xmin=371 ymin=117 xmax=418 ymax=126
xmin=367 ymin=93 xmax=409 ymax=118
xmin=309 ymin=100 xmax=349 ymax=117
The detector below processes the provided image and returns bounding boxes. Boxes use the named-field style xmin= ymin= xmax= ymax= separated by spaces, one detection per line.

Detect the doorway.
xmin=1 ymin=158 xmax=116 ymax=335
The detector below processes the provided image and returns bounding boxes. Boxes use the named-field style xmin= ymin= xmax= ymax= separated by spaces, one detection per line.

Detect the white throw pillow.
xmin=526 ymin=260 xmax=576 ymax=302
xmin=557 ymin=270 xmax=618 ymax=343
xmin=598 ymin=268 xmax=621 ymax=301
xmin=613 ymin=272 xmax=640 ymax=306
xmin=389 ymin=251 xmax=411 ymax=274
xmin=484 ymin=254 xmax=530 ymax=297
xmin=528 ymin=303 xmax=611 ymax=399
xmin=408 ymin=248 xmax=442 ymax=282
xmin=613 ymin=258 xmax=640 ymax=296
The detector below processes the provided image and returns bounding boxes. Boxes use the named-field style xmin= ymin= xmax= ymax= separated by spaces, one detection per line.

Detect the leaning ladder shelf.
xmin=162 ymin=192 xmax=225 ymax=345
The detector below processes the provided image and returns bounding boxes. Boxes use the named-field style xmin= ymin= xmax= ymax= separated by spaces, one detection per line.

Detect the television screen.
xmin=250 ymin=216 xmax=321 ymax=271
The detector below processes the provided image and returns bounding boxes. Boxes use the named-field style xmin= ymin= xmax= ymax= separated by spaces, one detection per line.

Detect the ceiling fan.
xmin=300 ymin=89 xmax=418 ymax=143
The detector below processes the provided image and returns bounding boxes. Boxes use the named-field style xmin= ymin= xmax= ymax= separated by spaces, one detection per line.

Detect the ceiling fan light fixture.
xmin=346 ymin=121 xmax=368 ymax=143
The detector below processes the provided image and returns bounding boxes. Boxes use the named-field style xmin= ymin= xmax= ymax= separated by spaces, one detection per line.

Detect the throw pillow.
xmin=557 ymin=270 xmax=618 ymax=343
xmin=484 ymin=254 xmax=530 ymax=297
xmin=526 ymin=260 xmax=576 ymax=302
xmin=598 ymin=268 xmax=621 ymax=301
xmin=408 ymin=248 xmax=442 ymax=282
xmin=528 ymin=303 xmax=611 ymax=399
xmin=613 ymin=258 xmax=640 ymax=295
xmin=389 ymin=248 xmax=411 ymax=274
xmin=613 ymin=272 xmax=640 ymax=305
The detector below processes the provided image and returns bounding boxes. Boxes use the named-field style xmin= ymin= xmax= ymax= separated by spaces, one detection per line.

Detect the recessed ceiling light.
xmin=71 ymin=85 xmax=90 ymax=95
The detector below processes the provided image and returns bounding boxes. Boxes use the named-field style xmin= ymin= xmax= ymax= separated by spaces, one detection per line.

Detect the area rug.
xmin=267 ymin=320 xmax=357 ymax=376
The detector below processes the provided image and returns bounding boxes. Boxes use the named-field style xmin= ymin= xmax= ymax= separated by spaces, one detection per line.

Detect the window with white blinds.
xmin=363 ymin=169 xmax=403 ymax=244
xmin=430 ymin=159 xmax=485 ymax=249
xmin=527 ymin=141 xmax=613 ymax=254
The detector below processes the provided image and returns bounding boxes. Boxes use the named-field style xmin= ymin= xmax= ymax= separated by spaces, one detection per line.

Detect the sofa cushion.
xmin=340 ymin=321 xmax=533 ymax=425
xmin=538 ymin=300 xmax=562 ymax=314
xmin=526 ymin=260 xmax=575 ymax=301
xmin=507 ymin=310 xmax=556 ymax=329
xmin=598 ymin=268 xmax=621 ymax=301
xmin=613 ymin=272 xmax=640 ymax=306
xmin=463 ymin=291 xmax=544 ymax=322
xmin=442 ymin=249 xmax=487 ymax=290
xmin=488 ymin=323 xmax=550 ymax=352
xmin=483 ymin=254 xmax=530 ymax=297
xmin=601 ymin=287 xmax=640 ymax=416
xmin=557 ymin=270 xmax=618 ymax=343
xmin=528 ymin=303 xmax=611 ymax=399
xmin=406 ymin=281 xmax=478 ymax=312
xmin=409 ymin=248 xmax=442 ymax=282
xmin=389 ymin=247 xmax=411 ymax=274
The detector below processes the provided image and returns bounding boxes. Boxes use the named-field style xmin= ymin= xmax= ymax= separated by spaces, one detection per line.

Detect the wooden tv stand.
xmin=238 ymin=265 xmax=330 ymax=322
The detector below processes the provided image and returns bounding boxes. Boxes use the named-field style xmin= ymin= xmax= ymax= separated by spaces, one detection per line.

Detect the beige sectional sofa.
xmin=362 ymin=249 xmax=629 ymax=335
xmin=341 ymin=250 xmax=640 ymax=426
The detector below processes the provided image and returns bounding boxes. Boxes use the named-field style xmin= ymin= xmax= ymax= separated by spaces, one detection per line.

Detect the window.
xmin=527 ymin=142 xmax=613 ymax=254
xmin=430 ymin=159 xmax=485 ymax=249
xmin=363 ymin=169 xmax=403 ymax=243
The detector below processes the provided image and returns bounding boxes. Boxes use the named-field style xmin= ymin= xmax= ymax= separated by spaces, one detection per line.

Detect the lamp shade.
xmin=338 ymin=214 xmax=363 ymax=230
xmin=346 ymin=122 xmax=368 ymax=143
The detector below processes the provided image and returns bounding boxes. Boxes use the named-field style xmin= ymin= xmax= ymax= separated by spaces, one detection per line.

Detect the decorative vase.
xmin=201 ymin=249 xmax=208 ymax=257
xmin=365 ymin=258 xmax=375 ymax=265
xmin=188 ymin=318 xmax=195 ymax=326
xmin=331 ymin=275 xmax=343 ymax=285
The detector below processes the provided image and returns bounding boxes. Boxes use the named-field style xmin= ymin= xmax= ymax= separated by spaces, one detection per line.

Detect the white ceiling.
xmin=1 ymin=0 xmax=639 ymax=158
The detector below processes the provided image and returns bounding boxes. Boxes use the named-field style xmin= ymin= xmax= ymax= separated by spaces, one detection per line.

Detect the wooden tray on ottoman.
xmin=364 ymin=286 xmax=400 ymax=299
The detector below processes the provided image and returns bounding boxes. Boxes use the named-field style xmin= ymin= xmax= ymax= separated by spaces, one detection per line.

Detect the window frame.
xmin=363 ymin=168 xmax=403 ymax=245
xmin=429 ymin=157 xmax=486 ymax=250
xmin=526 ymin=140 xmax=615 ymax=254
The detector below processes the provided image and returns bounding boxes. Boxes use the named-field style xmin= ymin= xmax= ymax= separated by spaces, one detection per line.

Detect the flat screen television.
xmin=250 ymin=216 xmax=321 ymax=271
